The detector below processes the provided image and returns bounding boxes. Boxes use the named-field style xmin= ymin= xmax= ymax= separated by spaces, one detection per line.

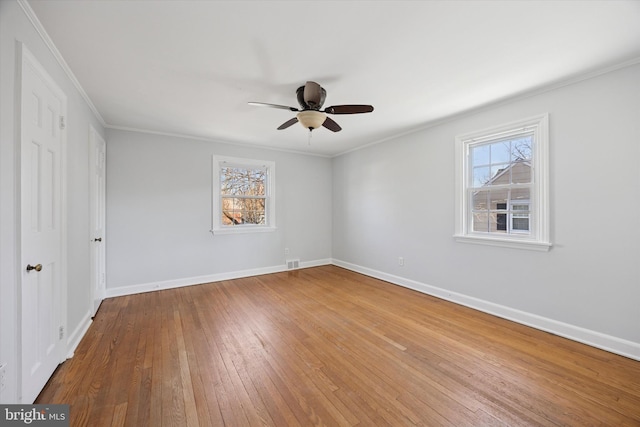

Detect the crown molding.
xmin=18 ymin=0 xmax=107 ymax=127
xmin=334 ymin=55 xmax=640 ymax=158
xmin=105 ymin=124 xmax=332 ymax=158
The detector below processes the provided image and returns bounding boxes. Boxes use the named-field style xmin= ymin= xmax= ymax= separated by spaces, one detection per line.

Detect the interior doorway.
xmin=19 ymin=44 xmax=68 ymax=403
xmin=89 ymin=126 xmax=106 ymax=316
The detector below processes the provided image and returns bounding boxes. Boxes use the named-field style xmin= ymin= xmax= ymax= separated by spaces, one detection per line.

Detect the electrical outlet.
xmin=0 ymin=363 xmax=7 ymax=392
xmin=398 ymin=257 xmax=404 ymax=266
xmin=284 ymin=248 xmax=290 ymax=255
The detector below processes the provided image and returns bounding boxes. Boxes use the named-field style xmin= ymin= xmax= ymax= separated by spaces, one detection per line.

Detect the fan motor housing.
xmin=296 ymin=84 xmax=326 ymax=110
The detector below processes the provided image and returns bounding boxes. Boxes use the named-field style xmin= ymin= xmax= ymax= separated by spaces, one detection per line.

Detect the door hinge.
xmin=59 ymin=326 xmax=64 ymax=340
xmin=59 ymin=116 xmax=66 ymax=130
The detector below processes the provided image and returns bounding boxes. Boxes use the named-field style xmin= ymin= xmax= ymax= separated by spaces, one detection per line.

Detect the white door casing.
xmin=89 ymin=126 xmax=106 ymax=316
xmin=19 ymin=44 xmax=67 ymax=404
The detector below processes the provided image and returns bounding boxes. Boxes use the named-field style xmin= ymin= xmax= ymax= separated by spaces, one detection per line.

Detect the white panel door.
xmin=20 ymin=46 xmax=67 ymax=404
xmin=89 ymin=127 xmax=106 ymax=315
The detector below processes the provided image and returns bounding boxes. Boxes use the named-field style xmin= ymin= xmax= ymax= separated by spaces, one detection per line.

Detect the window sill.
xmin=454 ymin=234 xmax=552 ymax=252
xmin=210 ymin=226 xmax=277 ymax=236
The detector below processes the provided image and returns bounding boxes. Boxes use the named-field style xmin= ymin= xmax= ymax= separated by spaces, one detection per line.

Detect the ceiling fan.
xmin=249 ymin=81 xmax=374 ymax=133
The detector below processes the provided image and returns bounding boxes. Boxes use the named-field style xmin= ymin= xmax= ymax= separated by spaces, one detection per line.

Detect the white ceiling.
xmin=27 ymin=0 xmax=640 ymax=156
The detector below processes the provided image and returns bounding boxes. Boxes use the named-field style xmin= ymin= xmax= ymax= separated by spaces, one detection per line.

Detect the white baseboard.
xmin=332 ymin=259 xmax=640 ymax=362
xmin=105 ymin=258 xmax=333 ymax=299
xmin=66 ymin=309 xmax=92 ymax=359
xmin=300 ymin=258 xmax=333 ymax=269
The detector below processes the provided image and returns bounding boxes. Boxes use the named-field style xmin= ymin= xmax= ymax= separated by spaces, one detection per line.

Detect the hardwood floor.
xmin=37 ymin=265 xmax=640 ymax=426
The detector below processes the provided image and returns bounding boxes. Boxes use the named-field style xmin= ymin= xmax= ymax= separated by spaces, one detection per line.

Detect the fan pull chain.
xmin=308 ymin=129 xmax=312 ymax=145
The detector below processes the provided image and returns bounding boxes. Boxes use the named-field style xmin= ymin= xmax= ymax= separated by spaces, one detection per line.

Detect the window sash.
xmin=219 ymin=173 xmax=268 ymax=227
xmin=220 ymin=196 xmax=268 ymax=223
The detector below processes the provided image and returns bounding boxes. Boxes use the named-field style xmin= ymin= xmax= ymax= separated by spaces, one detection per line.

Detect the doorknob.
xmin=26 ymin=264 xmax=42 ymax=272
xmin=94 ymin=237 xmax=102 ymax=242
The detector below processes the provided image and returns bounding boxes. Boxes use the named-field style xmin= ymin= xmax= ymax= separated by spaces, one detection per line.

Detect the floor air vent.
xmin=286 ymin=259 xmax=300 ymax=270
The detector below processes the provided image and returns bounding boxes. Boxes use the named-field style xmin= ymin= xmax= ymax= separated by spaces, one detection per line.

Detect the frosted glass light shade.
xmin=297 ymin=110 xmax=326 ymax=129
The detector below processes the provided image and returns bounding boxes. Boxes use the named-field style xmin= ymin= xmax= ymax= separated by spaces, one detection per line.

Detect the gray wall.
xmin=105 ymin=129 xmax=333 ymax=292
xmin=0 ymin=0 xmax=106 ymax=403
xmin=333 ymin=63 xmax=640 ymax=355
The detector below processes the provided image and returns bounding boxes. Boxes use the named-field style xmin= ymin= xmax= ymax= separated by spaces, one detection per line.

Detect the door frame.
xmin=18 ymin=43 xmax=68 ymax=403
xmin=89 ymin=125 xmax=106 ymax=316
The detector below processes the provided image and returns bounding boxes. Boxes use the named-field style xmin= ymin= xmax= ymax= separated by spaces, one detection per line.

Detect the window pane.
xmin=471 ymin=144 xmax=490 ymax=166
xmin=221 ymin=197 xmax=241 ymax=225
xmin=489 ymin=189 xmax=508 ymax=210
xmin=497 ymin=212 xmax=507 ymax=231
xmin=243 ymin=198 xmax=266 ymax=224
xmin=248 ymin=170 xmax=266 ymax=196
xmin=489 ymin=190 xmax=508 ymax=233
xmin=472 ymin=189 xmax=489 ymax=211
xmin=489 ymin=165 xmax=509 ymax=185
xmin=471 ymin=190 xmax=491 ymax=233
xmin=512 ymin=217 xmax=529 ymax=231
xmin=491 ymin=142 xmax=511 ymax=164
xmin=472 ymin=166 xmax=491 ymax=187
xmin=511 ymin=161 xmax=531 ymax=184
xmin=221 ymin=167 xmax=246 ymax=195
xmin=511 ymin=187 xmax=530 ymax=203
xmin=472 ymin=211 xmax=489 ymax=232
xmin=488 ymin=212 xmax=504 ymax=233
xmin=512 ymin=136 xmax=532 ymax=160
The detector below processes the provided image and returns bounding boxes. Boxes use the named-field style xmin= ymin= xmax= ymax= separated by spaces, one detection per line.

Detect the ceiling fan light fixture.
xmin=250 ymin=81 xmax=373 ymax=134
xmin=296 ymin=110 xmax=326 ymax=130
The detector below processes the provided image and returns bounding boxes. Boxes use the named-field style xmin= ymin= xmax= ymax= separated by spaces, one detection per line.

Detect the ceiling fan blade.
xmin=323 ymin=104 xmax=374 ymax=114
xmin=248 ymin=102 xmax=299 ymax=112
xmin=277 ymin=117 xmax=299 ymax=130
xmin=322 ymin=117 xmax=342 ymax=132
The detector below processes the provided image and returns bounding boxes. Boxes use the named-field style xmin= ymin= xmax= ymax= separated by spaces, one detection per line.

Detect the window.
xmin=510 ymin=201 xmax=530 ymax=232
xmin=455 ymin=114 xmax=550 ymax=251
xmin=211 ymin=156 xmax=276 ymax=234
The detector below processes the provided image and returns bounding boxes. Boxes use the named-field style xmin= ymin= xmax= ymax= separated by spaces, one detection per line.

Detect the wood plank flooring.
xmin=37 ymin=265 xmax=640 ymax=426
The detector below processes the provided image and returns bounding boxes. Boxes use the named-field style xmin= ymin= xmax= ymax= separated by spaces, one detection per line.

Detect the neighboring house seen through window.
xmin=455 ymin=114 xmax=551 ymax=251
xmin=211 ymin=156 xmax=276 ymax=234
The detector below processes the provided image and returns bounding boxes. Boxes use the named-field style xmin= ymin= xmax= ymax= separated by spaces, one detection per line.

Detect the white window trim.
xmin=211 ymin=156 xmax=276 ymax=235
xmin=454 ymin=114 xmax=551 ymax=251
